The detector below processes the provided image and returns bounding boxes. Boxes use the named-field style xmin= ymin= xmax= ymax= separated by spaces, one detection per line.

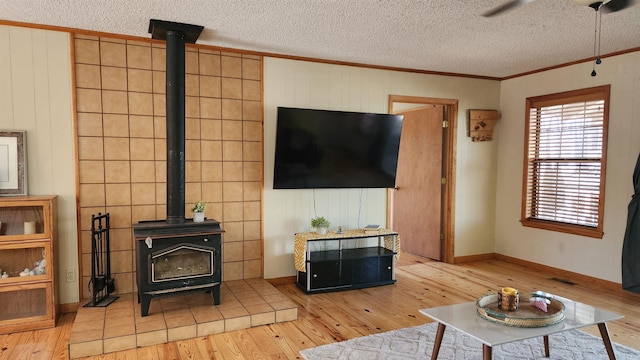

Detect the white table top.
xmin=419 ymin=295 xmax=623 ymax=347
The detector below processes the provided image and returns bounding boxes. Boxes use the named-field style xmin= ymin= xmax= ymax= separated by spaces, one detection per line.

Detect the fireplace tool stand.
xmin=84 ymin=212 xmax=118 ymax=307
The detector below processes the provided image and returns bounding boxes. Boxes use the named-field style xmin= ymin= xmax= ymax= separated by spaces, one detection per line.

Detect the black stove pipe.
xmin=149 ymin=19 xmax=203 ymax=224
xmin=165 ymin=30 xmax=186 ymax=224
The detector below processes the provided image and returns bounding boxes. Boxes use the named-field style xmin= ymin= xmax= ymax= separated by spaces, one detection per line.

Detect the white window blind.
xmin=522 ymin=86 xmax=609 ymax=237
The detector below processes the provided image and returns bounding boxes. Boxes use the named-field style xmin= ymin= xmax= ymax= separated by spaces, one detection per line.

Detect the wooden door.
xmin=392 ymin=106 xmax=444 ymax=260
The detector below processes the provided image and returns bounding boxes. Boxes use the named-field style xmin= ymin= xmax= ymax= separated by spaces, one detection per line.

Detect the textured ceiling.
xmin=1 ymin=0 xmax=639 ymax=78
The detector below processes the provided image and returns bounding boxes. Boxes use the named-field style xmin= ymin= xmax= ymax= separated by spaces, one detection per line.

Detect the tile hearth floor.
xmin=68 ymin=278 xmax=298 ymax=359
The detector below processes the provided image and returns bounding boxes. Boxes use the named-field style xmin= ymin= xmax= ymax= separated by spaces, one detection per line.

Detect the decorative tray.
xmin=476 ymin=293 xmax=565 ymax=328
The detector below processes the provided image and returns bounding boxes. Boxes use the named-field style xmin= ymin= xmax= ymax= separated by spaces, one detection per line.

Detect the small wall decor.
xmin=0 ymin=131 xmax=27 ymax=195
xmin=469 ymin=110 xmax=500 ymax=142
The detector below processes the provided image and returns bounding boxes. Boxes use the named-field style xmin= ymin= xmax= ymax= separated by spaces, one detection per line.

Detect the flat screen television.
xmin=273 ymin=107 xmax=404 ymax=189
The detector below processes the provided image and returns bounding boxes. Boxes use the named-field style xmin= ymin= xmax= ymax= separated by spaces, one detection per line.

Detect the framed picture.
xmin=0 ymin=131 xmax=27 ymax=196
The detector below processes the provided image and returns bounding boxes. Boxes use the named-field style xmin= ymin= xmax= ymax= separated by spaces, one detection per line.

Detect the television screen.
xmin=273 ymin=107 xmax=404 ymax=189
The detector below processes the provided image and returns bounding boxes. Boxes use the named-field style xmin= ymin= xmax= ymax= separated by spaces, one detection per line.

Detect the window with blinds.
xmin=522 ymin=85 xmax=610 ymax=238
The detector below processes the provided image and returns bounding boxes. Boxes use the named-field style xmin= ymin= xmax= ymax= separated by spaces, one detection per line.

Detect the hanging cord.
xmin=596 ymin=7 xmax=602 ymax=64
xmin=313 ymin=188 xmax=317 ymax=218
xmin=357 ymin=188 xmax=363 ymax=228
xmin=591 ymin=5 xmax=602 ymax=76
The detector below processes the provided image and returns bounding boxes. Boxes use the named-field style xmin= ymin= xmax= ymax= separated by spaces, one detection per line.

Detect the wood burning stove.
xmin=133 ymin=19 xmax=224 ymax=317
xmin=133 ymin=220 xmax=222 ymax=317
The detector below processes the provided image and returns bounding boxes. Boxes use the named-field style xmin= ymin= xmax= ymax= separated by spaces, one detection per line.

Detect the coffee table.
xmin=419 ymin=295 xmax=623 ymax=360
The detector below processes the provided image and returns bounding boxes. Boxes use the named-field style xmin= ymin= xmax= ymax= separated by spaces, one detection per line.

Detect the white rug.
xmin=300 ymin=322 xmax=640 ymax=360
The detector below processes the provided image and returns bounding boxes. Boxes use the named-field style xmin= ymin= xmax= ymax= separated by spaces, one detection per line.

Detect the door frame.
xmin=387 ymin=95 xmax=458 ymax=264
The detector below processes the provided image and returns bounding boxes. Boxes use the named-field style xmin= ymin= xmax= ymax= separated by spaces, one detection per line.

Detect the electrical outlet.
xmin=66 ymin=268 xmax=76 ymax=283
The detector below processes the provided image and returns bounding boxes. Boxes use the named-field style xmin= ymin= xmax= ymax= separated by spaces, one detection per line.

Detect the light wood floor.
xmin=1 ymin=254 xmax=639 ymax=359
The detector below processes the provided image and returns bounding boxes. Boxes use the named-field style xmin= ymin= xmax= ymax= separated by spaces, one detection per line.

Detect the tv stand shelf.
xmin=294 ymin=230 xmax=399 ymax=293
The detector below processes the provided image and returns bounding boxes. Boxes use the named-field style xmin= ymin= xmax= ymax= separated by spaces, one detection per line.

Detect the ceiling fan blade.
xmin=601 ymin=0 xmax=637 ymax=12
xmin=483 ymin=0 xmax=534 ymax=17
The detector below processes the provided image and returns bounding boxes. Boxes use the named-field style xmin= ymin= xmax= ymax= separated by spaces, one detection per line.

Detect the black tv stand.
xmin=295 ymin=230 xmax=399 ymax=293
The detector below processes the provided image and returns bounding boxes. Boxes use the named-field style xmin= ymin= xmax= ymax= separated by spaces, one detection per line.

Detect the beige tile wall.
xmin=74 ymin=34 xmax=263 ymax=299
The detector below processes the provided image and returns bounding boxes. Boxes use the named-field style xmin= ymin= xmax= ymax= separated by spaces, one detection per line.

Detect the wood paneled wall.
xmin=0 ymin=25 xmax=77 ymax=304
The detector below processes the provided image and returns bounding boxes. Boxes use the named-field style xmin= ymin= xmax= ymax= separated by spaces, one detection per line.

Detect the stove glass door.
xmin=151 ymin=245 xmax=214 ymax=282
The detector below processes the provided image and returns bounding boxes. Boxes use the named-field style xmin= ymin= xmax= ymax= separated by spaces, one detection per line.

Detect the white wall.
xmin=0 ymin=25 xmax=78 ymax=304
xmin=263 ymin=58 xmax=501 ymax=278
xmin=495 ymin=51 xmax=640 ymax=283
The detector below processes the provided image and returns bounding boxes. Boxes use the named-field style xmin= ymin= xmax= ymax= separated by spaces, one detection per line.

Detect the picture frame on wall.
xmin=0 ymin=131 xmax=27 ymax=196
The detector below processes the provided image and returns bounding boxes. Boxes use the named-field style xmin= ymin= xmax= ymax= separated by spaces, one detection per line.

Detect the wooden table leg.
xmin=483 ymin=344 xmax=492 ymax=360
xmin=431 ymin=322 xmax=446 ymax=360
xmin=543 ymin=335 xmax=550 ymax=357
xmin=597 ymin=322 xmax=617 ymax=360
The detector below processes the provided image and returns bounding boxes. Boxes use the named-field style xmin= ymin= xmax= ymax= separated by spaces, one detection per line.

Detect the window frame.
xmin=521 ymin=85 xmax=610 ymax=239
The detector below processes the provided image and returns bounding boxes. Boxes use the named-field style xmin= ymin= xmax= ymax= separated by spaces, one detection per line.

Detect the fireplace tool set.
xmin=84 ymin=212 xmax=118 ymax=307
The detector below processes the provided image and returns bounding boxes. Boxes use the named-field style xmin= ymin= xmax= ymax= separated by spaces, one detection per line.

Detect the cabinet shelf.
xmin=0 ymin=196 xmax=57 ymax=334
xmin=295 ymin=230 xmax=398 ymax=293
xmin=308 ymin=247 xmax=395 ymax=262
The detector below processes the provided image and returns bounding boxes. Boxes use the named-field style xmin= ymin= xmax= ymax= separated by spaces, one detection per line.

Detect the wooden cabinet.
xmin=0 ymin=196 xmax=57 ymax=334
xmin=295 ymin=230 xmax=398 ymax=293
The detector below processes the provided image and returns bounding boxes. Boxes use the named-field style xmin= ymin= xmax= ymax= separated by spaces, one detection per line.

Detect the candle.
xmin=24 ymin=221 xmax=36 ymax=234
xmin=501 ymin=287 xmax=518 ymax=296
